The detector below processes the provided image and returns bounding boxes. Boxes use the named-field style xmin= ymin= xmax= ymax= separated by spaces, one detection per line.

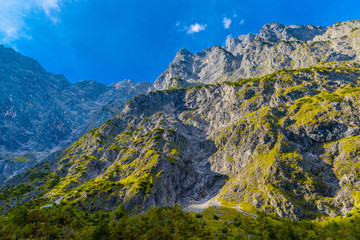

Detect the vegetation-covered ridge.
xmin=2 ymin=62 xmax=360 ymax=220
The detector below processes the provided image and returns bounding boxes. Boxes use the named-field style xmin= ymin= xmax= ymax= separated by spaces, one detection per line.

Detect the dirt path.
xmin=185 ymin=195 xmax=257 ymax=218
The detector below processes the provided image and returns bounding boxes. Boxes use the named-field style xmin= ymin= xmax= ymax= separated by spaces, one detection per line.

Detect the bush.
xmin=90 ymin=222 xmax=110 ymax=240
xmin=346 ymin=212 xmax=353 ymax=217
xmin=13 ymin=206 xmax=29 ymax=226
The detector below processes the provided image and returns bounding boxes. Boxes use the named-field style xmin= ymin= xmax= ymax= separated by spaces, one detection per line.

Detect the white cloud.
xmin=187 ymin=23 xmax=206 ymax=34
xmin=240 ymin=19 xmax=245 ymax=25
xmin=225 ymin=34 xmax=232 ymax=47
xmin=223 ymin=17 xmax=231 ymax=29
xmin=0 ymin=0 xmax=64 ymax=44
xmin=39 ymin=0 xmax=61 ymax=15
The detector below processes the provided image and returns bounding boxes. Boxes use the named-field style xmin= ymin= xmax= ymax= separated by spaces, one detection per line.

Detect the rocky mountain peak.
xmin=110 ymin=79 xmax=135 ymax=89
xmin=0 ymin=45 xmax=40 ymax=68
xmin=176 ymin=48 xmax=193 ymax=56
xmin=153 ymin=19 xmax=360 ymax=91
xmin=0 ymin=45 xmax=71 ymax=92
xmin=259 ymin=22 xmax=327 ymax=42
xmin=313 ymin=19 xmax=360 ymax=41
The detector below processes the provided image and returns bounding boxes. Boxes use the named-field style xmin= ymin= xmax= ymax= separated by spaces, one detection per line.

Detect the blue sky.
xmin=1 ymin=0 xmax=360 ymax=85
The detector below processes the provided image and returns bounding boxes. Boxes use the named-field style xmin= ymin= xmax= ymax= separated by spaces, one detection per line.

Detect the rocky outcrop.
xmin=153 ymin=19 xmax=360 ymax=90
xmin=152 ymin=46 xmax=241 ymax=90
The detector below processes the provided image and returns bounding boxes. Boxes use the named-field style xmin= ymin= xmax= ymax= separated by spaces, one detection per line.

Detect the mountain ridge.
xmin=0 ymin=45 xmax=151 ymax=183
xmin=153 ymin=19 xmax=360 ymax=90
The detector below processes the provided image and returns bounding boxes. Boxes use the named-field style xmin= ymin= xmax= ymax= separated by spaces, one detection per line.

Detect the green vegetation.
xmin=287 ymin=92 xmax=343 ymax=126
xmin=0 ymin=183 xmax=35 ymax=202
xmin=9 ymin=153 xmax=37 ymax=162
xmin=221 ymin=62 xmax=360 ymax=91
xmin=2 ymin=204 xmax=360 ymax=239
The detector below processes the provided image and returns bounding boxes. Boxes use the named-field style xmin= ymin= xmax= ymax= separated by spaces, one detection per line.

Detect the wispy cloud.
xmin=0 ymin=0 xmax=65 ymax=44
xmin=187 ymin=23 xmax=207 ymax=34
xmin=223 ymin=17 xmax=232 ymax=29
xmin=40 ymin=0 xmax=61 ymax=15
xmin=225 ymin=34 xmax=232 ymax=46
xmin=240 ymin=19 xmax=245 ymax=25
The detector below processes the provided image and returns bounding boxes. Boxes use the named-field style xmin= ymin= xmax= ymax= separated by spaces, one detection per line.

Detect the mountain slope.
xmin=0 ymin=45 xmax=151 ymax=183
xmin=153 ymin=19 xmax=360 ymax=90
xmin=3 ymin=62 xmax=360 ymax=220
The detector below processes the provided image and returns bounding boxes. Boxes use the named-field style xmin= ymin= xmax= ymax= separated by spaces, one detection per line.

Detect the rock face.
xmin=4 ymin=62 xmax=360 ymax=220
xmin=153 ymin=20 xmax=360 ymax=90
xmin=0 ymin=45 xmax=151 ymax=183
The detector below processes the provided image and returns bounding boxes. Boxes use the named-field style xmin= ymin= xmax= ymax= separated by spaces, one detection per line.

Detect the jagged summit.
xmin=0 ymin=45 xmax=70 ymax=91
xmin=153 ymin=19 xmax=360 ymax=90
xmin=111 ymin=79 xmax=135 ymax=89
xmin=258 ymin=22 xmax=326 ymax=42
xmin=176 ymin=48 xmax=193 ymax=56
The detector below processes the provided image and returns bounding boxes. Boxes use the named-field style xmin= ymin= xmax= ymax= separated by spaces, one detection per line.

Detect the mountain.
xmin=153 ymin=19 xmax=360 ymax=90
xmin=0 ymin=45 xmax=151 ymax=183
xmin=3 ymin=61 xmax=360 ymax=220
xmin=3 ymin=19 xmax=360 ymax=221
